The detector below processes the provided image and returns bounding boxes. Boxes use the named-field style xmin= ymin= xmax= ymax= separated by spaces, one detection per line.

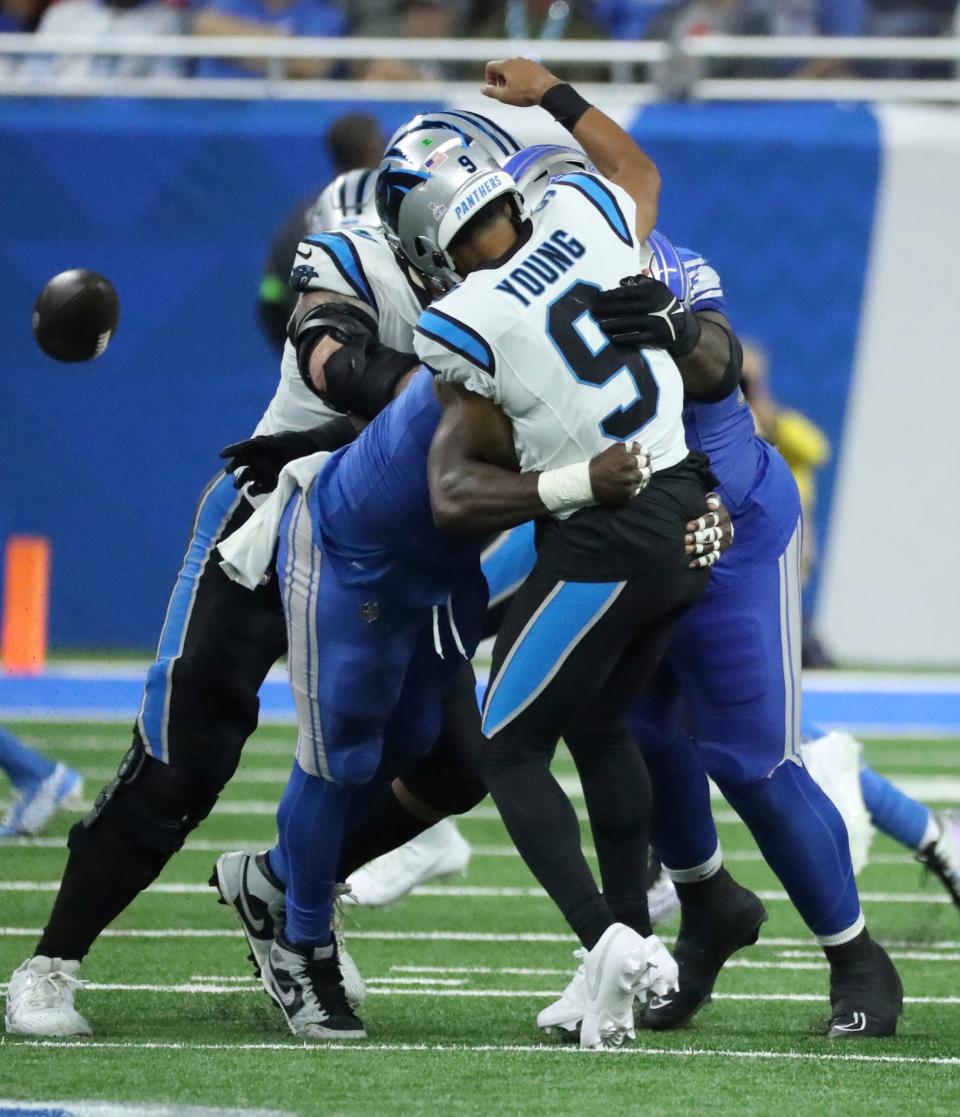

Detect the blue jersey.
xmin=668 ymin=240 xmax=801 ymax=581
xmin=312 ymin=368 xmax=480 ymax=606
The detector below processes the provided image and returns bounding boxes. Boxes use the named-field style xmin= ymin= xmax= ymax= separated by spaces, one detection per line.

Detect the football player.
xmin=0 ymin=727 xmax=81 ymax=838
xmin=380 ymin=72 xmax=725 ymax=1049
xmin=213 ymin=311 xmax=650 ymax=1041
xmin=460 ymin=107 xmax=903 ymax=1039
xmin=3 ymin=132 xmax=507 ymax=1038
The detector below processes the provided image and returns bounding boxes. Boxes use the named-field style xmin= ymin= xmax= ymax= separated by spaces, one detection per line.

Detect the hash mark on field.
xmin=9 ymin=1039 xmax=960 ymax=1067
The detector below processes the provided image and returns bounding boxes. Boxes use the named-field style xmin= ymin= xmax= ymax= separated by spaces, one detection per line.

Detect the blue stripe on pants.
xmin=481 ymin=523 xmax=536 ymax=608
xmin=138 ymin=471 xmax=241 ymax=762
xmin=482 ymin=580 xmax=623 ymax=738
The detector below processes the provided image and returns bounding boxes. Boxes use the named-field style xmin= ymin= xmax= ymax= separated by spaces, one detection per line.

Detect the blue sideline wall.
xmin=0 ymin=98 xmax=952 ymax=662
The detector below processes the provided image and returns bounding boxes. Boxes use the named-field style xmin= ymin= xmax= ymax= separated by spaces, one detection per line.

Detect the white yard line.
xmin=3 ymin=926 xmax=960 ymax=950
xmin=0 ymin=981 xmax=956 ymax=1005
xmin=8 ymin=1041 xmax=960 ymax=1068
xmin=0 ymin=836 xmax=926 ymax=866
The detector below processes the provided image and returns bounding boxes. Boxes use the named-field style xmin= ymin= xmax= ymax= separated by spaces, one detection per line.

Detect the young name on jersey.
xmin=414 ymin=172 xmax=689 ymax=487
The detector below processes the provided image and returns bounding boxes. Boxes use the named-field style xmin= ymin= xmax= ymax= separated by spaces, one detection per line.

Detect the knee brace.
xmin=72 ymin=735 xmax=220 ymax=858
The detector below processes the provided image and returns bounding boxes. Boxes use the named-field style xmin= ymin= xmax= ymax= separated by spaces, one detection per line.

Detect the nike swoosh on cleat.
xmin=647 ymin=996 xmax=673 ymax=1011
xmin=238 ymin=860 xmax=266 ymax=934
xmin=277 ymin=982 xmax=300 ymax=1009
xmin=830 ymin=1012 xmax=867 ymax=1034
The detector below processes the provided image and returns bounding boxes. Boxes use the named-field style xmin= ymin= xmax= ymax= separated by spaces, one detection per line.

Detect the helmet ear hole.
xmin=413 ymin=236 xmax=430 ymax=258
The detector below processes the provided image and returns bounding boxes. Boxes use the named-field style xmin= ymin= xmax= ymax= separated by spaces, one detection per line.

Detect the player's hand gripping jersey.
xmin=415 ymin=173 xmax=688 ymax=498
xmin=253 ymin=225 xmax=426 ymax=437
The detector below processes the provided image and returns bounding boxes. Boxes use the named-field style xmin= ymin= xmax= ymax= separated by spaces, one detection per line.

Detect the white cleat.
xmin=0 ymin=763 xmax=84 ymax=837
xmin=346 ymin=818 xmax=471 ymax=906
xmin=579 ymin=925 xmax=677 ymax=1051
xmin=537 ymin=949 xmax=586 ymax=1038
xmin=636 ymin=934 xmax=680 ymax=1005
xmin=538 ymin=923 xmax=678 ymax=1040
xmin=5 ymin=956 xmax=91 ymax=1037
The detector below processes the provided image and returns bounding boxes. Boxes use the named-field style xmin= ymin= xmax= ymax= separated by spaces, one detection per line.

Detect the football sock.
xmin=266 ymin=844 xmax=287 ymax=886
xmin=719 ymin=758 xmax=862 ymax=939
xmin=674 ymin=865 xmax=738 ymax=909
xmin=484 ymin=747 xmax=616 ymax=950
xmin=35 ymin=817 xmax=169 ymax=961
xmin=0 ymin=726 xmax=56 ymax=790
xmin=823 ymin=926 xmax=875 ymax=966
xmin=667 ymin=844 xmax=724 ymax=885
xmin=639 ymin=731 xmax=721 ymax=872
xmin=276 ymin=762 xmax=352 ymax=949
xmin=567 ymin=722 xmax=654 ymax=938
xmin=859 ymin=764 xmax=933 ymax=850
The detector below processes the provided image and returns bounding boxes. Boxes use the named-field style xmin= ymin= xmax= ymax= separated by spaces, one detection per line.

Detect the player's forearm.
xmin=676 ymin=317 xmax=733 ymax=399
xmin=430 ymin=460 xmax=545 ymax=535
xmin=481 ymin=59 xmax=661 ymax=239
xmin=567 ymin=108 xmax=660 ymax=240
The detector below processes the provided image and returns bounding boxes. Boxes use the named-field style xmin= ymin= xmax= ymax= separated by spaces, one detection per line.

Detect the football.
xmin=32 ymin=268 xmax=119 ymax=362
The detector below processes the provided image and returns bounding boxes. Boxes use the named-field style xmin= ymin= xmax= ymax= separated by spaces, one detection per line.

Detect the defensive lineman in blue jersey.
xmin=480 ymin=139 xmax=902 ymax=1034
xmin=216 ymin=337 xmax=647 ymax=1039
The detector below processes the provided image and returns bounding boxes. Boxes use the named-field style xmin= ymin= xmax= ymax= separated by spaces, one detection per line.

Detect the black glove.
xmin=595 ymin=274 xmax=701 ymax=358
xmin=220 ymin=417 xmax=355 ymax=496
xmin=323 ymin=340 xmax=419 ymax=421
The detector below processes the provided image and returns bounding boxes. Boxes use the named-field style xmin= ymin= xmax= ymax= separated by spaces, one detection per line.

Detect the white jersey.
xmin=415 ymin=173 xmax=688 ymax=500
xmin=253 ymin=225 xmax=424 ymax=437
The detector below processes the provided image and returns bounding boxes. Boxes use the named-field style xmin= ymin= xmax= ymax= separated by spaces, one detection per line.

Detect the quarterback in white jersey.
xmin=379 ymin=63 xmax=716 ymax=1049
xmin=416 ymin=172 xmax=688 ymax=492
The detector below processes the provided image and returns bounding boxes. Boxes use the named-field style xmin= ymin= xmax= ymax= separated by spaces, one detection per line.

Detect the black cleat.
xmin=828 ymin=940 xmax=903 ymax=1039
xmin=640 ymin=879 xmax=768 ymax=1031
xmin=263 ymin=934 xmax=366 ymax=1040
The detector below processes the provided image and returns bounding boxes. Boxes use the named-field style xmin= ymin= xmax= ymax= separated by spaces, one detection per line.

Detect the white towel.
xmin=217 ymin=452 xmax=331 ymax=590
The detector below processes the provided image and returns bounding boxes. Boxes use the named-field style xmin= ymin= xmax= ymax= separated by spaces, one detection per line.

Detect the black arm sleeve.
xmin=683 ymin=320 xmax=743 ymax=404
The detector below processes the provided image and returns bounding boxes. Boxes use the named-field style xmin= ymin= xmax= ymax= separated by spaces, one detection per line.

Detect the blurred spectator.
xmin=358 ymin=1 xmax=470 ymax=82
xmin=740 ymin=340 xmax=835 ymax=668
xmin=21 ymin=0 xmax=186 ymax=79
xmin=591 ymin=0 xmax=669 ymax=38
xmin=645 ymin=0 xmax=867 ymax=83
xmin=472 ymin=0 xmax=604 ymax=40
xmin=258 ymin=112 xmax=385 ymax=353
xmin=867 ymin=1 xmax=959 ymax=79
xmin=471 ymin=1 xmax=608 ymax=80
xmin=192 ymin=0 xmax=345 ymax=79
xmin=0 ymin=0 xmax=52 ymax=30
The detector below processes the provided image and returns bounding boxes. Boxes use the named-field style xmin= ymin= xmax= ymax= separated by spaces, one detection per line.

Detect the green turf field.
xmin=2 ymin=722 xmax=960 ymax=1116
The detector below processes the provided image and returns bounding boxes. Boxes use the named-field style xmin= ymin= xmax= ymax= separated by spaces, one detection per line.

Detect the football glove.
xmin=595 ymin=274 xmax=701 ymax=358
xmin=220 ymin=417 xmax=355 ymax=496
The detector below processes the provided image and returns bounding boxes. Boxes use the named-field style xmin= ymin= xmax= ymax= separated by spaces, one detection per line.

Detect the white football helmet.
xmin=305 ymin=169 xmax=379 ymax=235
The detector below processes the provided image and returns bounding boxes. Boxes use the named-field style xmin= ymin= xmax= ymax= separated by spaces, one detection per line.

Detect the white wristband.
xmin=537 ymin=461 xmax=594 ymax=513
